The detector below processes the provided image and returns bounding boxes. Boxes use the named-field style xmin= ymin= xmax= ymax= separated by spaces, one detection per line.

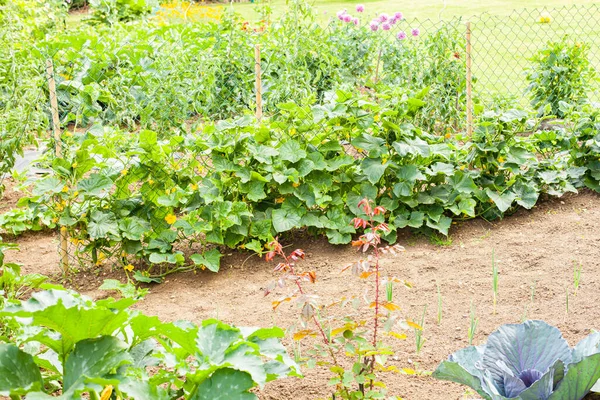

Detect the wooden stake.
xmin=254 ymin=45 xmax=263 ymax=121
xmin=466 ymin=21 xmax=474 ymax=136
xmin=46 ymin=59 xmax=69 ymax=274
xmin=374 ymin=47 xmax=383 ymax=84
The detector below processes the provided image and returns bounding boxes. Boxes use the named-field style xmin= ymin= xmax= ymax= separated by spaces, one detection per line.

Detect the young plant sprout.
xmin=264 ymin=198 xmax=409 ymax=399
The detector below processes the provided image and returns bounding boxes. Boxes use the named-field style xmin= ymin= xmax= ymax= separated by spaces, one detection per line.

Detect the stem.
xmin=372 ymin=247 xmax=380 ymax=347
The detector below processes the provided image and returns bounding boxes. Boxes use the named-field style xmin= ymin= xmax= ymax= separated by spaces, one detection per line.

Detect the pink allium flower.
xmin=397 ymin=31 xmax=407 ymax=40
xmin=356 ymin=4 xmax=365 ymax=12
xmin=379 ymin=13 xmax=389 ymax=22
xmin=394 ymin=12 xmax=403 ymax=20
xmin=343 ymin=14 xmax=352 ymax=22
xmin=336 ymin=9 xmax=346 ymax=20
xmin=412 ymin=28 xmax=420 ymax=36
xmin=382 ymin=22 xmax=391 ymax=31
xmin=369 ymin=20 xmax=379 ymax=31
xmin=389 ymin=17 xmax=397 ymax=25
xmin=352 ymin=17 xmax=359 ymax=25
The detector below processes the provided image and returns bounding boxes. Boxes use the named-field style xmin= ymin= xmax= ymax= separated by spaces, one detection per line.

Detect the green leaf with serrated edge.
xmin=77 ymin=174 xmax=113 ymax=196
xmin=272 ymin=209 xmax=301 ymax=233
xmin=88 ymin=210 xmax=119 ymax=240
xmin=119 ymin=217 xmax=151 ymax=241
xmin=191 ymin=369 xmax=257 ymax=400
xmin=190 ymin=249 xmax=222 ymax=272
xmin=0 ymin=344 xmax=43 ymax=396
xmin=279 ymin=141 xmax=306 ymax=163
xmin=0 ymin=290 xmax=130 ymax=358
xmin=485 ymin=189 xmax=517 ymax=213
xmin=63 ymin=336 xmax=131 ymax=394
xmin=361 ymin=158 xmax=388 ymax=184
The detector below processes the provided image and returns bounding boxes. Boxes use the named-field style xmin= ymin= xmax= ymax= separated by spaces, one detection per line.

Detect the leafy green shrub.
xmin=526 ymin=36 xmax=596 ymax=118
xmin=433 ymin=320 xmax=600 ymax=399
xmin=88 ymin=0 xmax=158 ymax=24
xmin=4 ymin=91 xmax=595 ymax=279
xmin=0 ymin=285 xmax=299 ymax=398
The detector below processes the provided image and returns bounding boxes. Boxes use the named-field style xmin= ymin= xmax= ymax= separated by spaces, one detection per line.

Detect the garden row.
xmin=1 ymin=0 xmax=468 ymax=181
xmin=4 ymin=93 xmax=600 ymax=280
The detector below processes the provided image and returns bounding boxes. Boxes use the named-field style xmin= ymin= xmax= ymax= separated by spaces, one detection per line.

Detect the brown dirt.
xmin=2 ymin=188 xmax=600 ymax=400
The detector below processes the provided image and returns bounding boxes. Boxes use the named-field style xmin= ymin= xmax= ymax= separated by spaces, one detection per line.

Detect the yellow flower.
xmin=148 ymin=179 xmax=155 ymax=185
xmin=72 ymin=162 xmax=78 ymax=168
xmin=73 ymin=191 xmax=79 ymax=197
xmin=497 ymin=156 xmax=505 ymax=163
xmin=52 ymin=217 xmax=59 ymax=223
xmin=539 ymin=12 xmax=551 ymax=23
xmin=100 ymin=385 xmax=113 ymax=400
xmin=444 ymin=133 xmax=452 ymax=139
xmin=124 ymin=264 xmax=135 ymax=272
xmin=275 ymin=197 xmax=285 ymax=204
xmin=62 ymin=186 xmax=69 ymax=193
xmin=190 ymin=183 xmax=198 ymax=191
xmin=459 ymin=165 xmax=466 ymax=171
xmin=292 ymin=182 xmax=300 ymax=188
xmin=165 ymin=214 xmax=177 ymax=224
xmin=290 ymin=128 xmax=297 ymax=136
xmin=374 ymin=115 xmax=380 ymax=122
xmin=121 ymin=169 xmax=128 ymax=176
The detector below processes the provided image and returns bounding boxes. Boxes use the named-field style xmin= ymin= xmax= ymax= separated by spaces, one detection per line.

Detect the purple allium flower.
xmin=369 ymin=20 xmax=379 ymax=31
xmin=379 ymin=13 xmax=389 ymax=22
xmin=352 ymin=17 xmax=359 ymax=25
xmin=382 ymin=22 xmax=391 ymax=31
xmin=411 ymin=28 xmax=420 ymax=36
xmin=343 ymin=14 xmax=352 ymax=22
xmin=394 ymin=12 xmax=403 ymax=20
xmin=356 ymin=4 xmax=365 ymax=12
xmin=389 ymin=17 xmax=397 ymax=25
xmin=397 ymin=31 xmax=407 ymax=40
xmin=336 ymin=9 xmax=346 ymax=20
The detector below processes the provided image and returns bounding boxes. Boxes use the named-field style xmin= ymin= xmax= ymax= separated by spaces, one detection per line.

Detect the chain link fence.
xmin=2 ymin=2 xmax=600 ymax=276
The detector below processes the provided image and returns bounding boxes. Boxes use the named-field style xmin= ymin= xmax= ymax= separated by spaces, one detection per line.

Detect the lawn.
xmin=227 ymin=0 xmax=600 ymax=102
xmin=229 ymin=0 xmax=600 ymax=22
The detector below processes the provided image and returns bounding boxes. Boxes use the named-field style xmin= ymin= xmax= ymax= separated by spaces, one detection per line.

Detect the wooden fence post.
xmin=466 ymin=21 xmax=474 ymax=136
xmin=46 ymin=59 xmax=69 ymax=275
xmin=254 ymin=44 xmax=263 ymax=121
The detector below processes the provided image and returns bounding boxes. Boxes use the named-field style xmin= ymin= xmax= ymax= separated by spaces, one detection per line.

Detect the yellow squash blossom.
xmin=100 ymin=385 xmax=113 ymax=400
xmin=124 ymin=264 xmax=135 ymax=272
xmin=165 ymin=214 xmax=177 ymax=224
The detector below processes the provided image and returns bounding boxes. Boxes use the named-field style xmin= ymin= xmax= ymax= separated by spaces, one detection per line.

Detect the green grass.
xmin=69 ymin=0 xmax=600 ymax=102
xmin=229 ymin=0 xmax=600 ymax=103
xmin=229 ymin=0 xmax=600 ymax=23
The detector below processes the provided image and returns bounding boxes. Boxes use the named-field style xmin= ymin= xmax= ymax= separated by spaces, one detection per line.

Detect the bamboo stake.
xmin=466 ymin=21 xmax=474 ymax=136
xmin=254 ymin=44 xmax=263 ymax=121
xmin=46 ymin=59 xmax=69 ymax=275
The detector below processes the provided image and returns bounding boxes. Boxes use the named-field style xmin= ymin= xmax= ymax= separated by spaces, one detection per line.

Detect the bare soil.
xmin=2 ymin=182 xmax=600 ymax=400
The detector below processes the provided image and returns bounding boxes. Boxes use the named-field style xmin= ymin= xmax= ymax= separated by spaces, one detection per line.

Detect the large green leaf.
xmin=77 ymin=174 xmax=113 ymax=196
xmin=88 ymin=210 xmax=120 ymax=240
xmin=271 ymin=209 xmax=301 ymax=233
xmin=433 ymin=346 xmax=488 ymax=399
xmin=352 ymin=133 xmax=386 ymax=157
xmin=361 ymin=158 xmax=388 ymax=184
xmin=0 ymin=344 xmax=43 ymax=396
xmin=548 ymin=354 xmax=600 ymax=400
xmin=192 ymin=369 xmax=257 ymax=400
xmin=119 ymin=217 xmax=151 ymax=241
xmin=1 ymin=290 xmax=130 ymax=358
xmin=190 ymin=249 xmax=222 ymax=272
xmin=279 ymin=141 xmax=306 ymax=163
xmin=485 ymin=189 xmax=517 ymax=213
xmin=120 ymin=379 xmax=171 ymax=400
xmin=63 ymin=336 xmax=131 ymax=394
